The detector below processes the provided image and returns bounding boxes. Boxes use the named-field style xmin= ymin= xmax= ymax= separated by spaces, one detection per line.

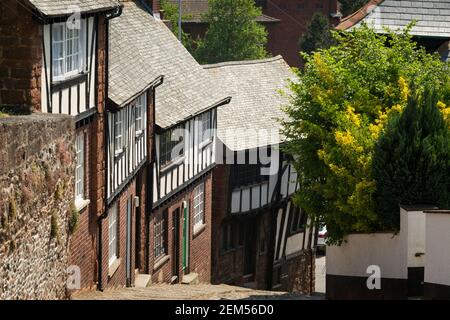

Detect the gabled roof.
xmin=166 ymin=0 xmax=280 ymax=24
xmin=27 ymin=0 xmax=121 ymax=18
xmin=203 ymin=56 xmax=294 ymax=151
xmin=109 ymin=1 xmax=229 ymax=129
xmin=336 ymin=0 xmax=450 ymax=38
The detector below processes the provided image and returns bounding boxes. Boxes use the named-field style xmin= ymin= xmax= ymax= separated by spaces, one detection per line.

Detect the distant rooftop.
xmin=337 ymin=0 xmax=450 ymax=38
xmin=166 ymin=0 xmax=280 ymax=24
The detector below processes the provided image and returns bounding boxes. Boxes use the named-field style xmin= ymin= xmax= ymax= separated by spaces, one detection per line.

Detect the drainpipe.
xmin=145 ymin=78 xmax=164 ymax=274
xmin=97 ymin=6 xmax=122 ymax=292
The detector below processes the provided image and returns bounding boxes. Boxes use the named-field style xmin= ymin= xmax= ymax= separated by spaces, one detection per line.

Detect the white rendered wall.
xmin=425 ymin=213 xmax=450 ymax=286
xmin=327 ymin=232 xmax=408 ymax=279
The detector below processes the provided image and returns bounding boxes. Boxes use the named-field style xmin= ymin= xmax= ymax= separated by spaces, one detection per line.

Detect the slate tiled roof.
xmin=336 ymin=0 xmax=450 ymax=38
xmin=203 ymin=56 xmax=294 ymax=151
xmin=27 ymin=0 xmax=121 ymax=17
xmin=166 ymin=0 xmax=280 ymax=23
xmin=109 ymin=1 xmax=229 ymax=128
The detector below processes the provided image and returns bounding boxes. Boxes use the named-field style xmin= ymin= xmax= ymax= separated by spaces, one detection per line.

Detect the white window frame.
xmin=200 ymin=111 xmax=212 ymax=143
xmin=154 ymin=215 xmax=166 ymax=259
xmin=52 ymin=19 xmax=85 ymax=81
xmin=135 ymin=93 xmax=146 ymax=136
xmin=108 ymin=203 xmax=119 ymax=266
xmin=193 ymin=183 xmax=205 ymax=232
xmin=114 ymin=109 xmax=124 ymax=156
xmin=75 ymin=132 xmax=85 ymax=202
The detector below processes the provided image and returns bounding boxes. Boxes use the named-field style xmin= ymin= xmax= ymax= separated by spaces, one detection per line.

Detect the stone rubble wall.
xmin=0 ymin=114 xmax=75 ymax=300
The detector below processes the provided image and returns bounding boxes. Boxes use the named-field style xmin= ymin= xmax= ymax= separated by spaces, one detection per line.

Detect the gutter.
xmin=155 ymin=96 xmax=232 ymax=134
xmin=97 ymin=5 xmax=122 ymax=292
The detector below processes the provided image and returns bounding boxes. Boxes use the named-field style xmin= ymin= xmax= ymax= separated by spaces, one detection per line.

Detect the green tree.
xmin=282 ymin=24 xmax=450 ymax=243
xmin=194 ymin=0 xmax=268 ymax=64
xmin=160 ymin=0 xmax=194 ymax=52
xmin=299 ymin=12 xmax=334 ymax=55
xmin=373 ymin=90 xmax=450 ymax=230
xmin=339 ymin=0 xmax=367 ymax=17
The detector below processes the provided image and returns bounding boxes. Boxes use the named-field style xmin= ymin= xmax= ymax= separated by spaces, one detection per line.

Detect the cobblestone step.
xmin=71 ymin=284 xmax=325 ymax=300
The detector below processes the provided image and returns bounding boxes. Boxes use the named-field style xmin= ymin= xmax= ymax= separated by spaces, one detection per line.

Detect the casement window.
xmin=290 ymin=206 xmax=307 ymax=234
xmin=108 ymin=203 xmax=119 ymax=266
xmin=193 ymin=183 xmax=205 ymax=231
xmin=231 ymin=163 xmax=270 ymax=188
xmin=75 ymin=132 xmax=85 ymax=202
xmin=221 ymin=222 xmax=235 ymax=253
xmin=114 ymin=109 xmax=124 ymax=155
xmin=200 ymin=111 xmax=212 ymax=143
xmin=159 ymin=126 xmax=184 ymax=167
xmin=135 ymin=94 xmax=146 ymax=136
xmin=154 ymin=211 xmax=167 ymax=260
xmin=52 ymin=20 xmax=85 ymax=81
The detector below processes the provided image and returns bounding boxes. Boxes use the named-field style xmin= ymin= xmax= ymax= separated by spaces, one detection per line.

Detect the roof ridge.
xmin=202 ymin=55 xmax=285 ymax=69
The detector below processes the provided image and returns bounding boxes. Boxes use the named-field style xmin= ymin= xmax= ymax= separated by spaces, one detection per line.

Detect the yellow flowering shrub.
xmin=282 ymin=24 xmax=450 ymax=243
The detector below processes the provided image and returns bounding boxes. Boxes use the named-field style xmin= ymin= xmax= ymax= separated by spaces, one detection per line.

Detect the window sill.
xmin=153 ymin=255 xmax=170 ymax=271
xmin=193 ymin=223 xmax=206 ymax=238
xmin=160 ymin=156 xmax=184 ymax=173
xmin=74 ymin=199 xmax=90 ymax=212
xmin=114 ymin=149 xmax=125 ymax=160
xmin=52 ymin=72 xmax=88 ymax=91
xmin=108 ymin=258 xmax=121 ymax=278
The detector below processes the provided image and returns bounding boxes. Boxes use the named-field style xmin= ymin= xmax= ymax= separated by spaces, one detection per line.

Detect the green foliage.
xmin=194 ymin=0 xmax=268 ymax=64
xmin=68 ymin=204 xmax=80 ymax=234
xmin=339 ymin=0 xmax=367 ymax=17
xmin=282 ymin=24 xmax=450 ymax=243
xmin=160 ymin=0 xmax=195 ymax=52
xmin=373 ymin=90 xmax=450 ymax=229
xmin=299 ymin=12 xmax=334 ymax=55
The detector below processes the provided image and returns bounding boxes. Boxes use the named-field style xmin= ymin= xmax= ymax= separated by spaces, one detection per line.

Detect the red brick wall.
xmin=0 ymin=0 xmax=42 ymax=112
xmin=263 ymin=0 xmax=340 ymax=67
xmin=68 ymin=14 xmax=108 ymax=292
xmin=68 ymin=124 xmax=98 ymax=291
xmin=149 ymin=174 xmax=213 ymax=284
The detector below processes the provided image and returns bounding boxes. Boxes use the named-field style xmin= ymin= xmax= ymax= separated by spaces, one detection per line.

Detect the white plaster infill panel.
xmin=424 ymin=211 xmax=450 ymax=287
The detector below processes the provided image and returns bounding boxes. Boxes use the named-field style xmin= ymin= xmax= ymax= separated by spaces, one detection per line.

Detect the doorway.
xmin=172 ymin=208 xmax=181 ymax=282
xmin=243 ymin=219 xmax=257 ymax=281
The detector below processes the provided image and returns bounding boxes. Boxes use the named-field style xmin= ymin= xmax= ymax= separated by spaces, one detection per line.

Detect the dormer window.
xmin=52 ymin=20 xmax=85 ymax=81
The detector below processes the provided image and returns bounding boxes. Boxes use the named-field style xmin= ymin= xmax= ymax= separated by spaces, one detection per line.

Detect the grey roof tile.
xmin=109 ymin=1 xmax=228 ymax=128
xmin=27 ymin=0 xmax=120 ymax=17
xmin=352 ymin=0 xmax=450 ymax=38
xmin=203 ymin=56 xmax=294 ymax=151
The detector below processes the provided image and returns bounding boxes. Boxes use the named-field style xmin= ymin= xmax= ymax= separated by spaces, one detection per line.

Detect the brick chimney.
xmin=149 ymin=0 xmax=164 ymax=20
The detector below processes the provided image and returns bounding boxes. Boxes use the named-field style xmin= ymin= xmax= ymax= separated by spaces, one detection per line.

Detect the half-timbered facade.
xmin=205 ymin=56 xmax=316 ymax=293
xmin=0 ymin=0 xmax=123 ymax=291
xmin=109 ymin=1 xmax=230 ymax=286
